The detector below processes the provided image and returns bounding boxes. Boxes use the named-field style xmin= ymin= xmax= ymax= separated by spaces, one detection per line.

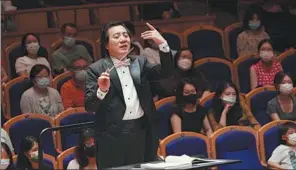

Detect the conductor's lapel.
xmin=104 ymin=57 xmax=124 ymax=100
xmin=128 ymin=56 xmax=141 ymax=86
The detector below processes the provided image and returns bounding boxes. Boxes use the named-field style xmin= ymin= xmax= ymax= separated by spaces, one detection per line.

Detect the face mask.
xmin=36 ymin=77 xmax=50 ymax=89
xmin=260 ymin=51 xmax=274 ymax=61
xmin=183 ymin=94 xmax=198 ymax=104
xmin=84 ymin=145 xmax=95 ymax=157
xmin=178 ymin=58 xmax=192 ymax=71
xmin=280 ymin=83 xmax=293 ymax=95
xmin=63 ymin=36 xmax=76 ymax=47
xmin=0 ymin=159 xmax=10 ymax=170
xmin=221 ymin=95 xmax=236 ymax=105
xmin=288 ymin=133 xmax=296 ymax=145
xmin=249 ymin=21 xmax=261 ymax=30
xmin=26 ymin=42 xmax=40 ymax=55
xmin=74 ymin=70 xmax=87 ymax=82
xmin=30 ymin=151 xmax=39 ymax=162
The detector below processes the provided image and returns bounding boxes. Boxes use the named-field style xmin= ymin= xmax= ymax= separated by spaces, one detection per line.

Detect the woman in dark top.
xmin=156 ymin=48 xmax=211 ymax=99
xmin=208 ymin=82 xmax=260 ymax=132
xmin=170 ymin=78 xmax=212 ymax=136
xmin=16 ymin=136 xmax=51 ymax=170
xmin=267 ymin=72 xmax=296 ymax=121
xmin=1 ymin=142 xmax=16 ymax=170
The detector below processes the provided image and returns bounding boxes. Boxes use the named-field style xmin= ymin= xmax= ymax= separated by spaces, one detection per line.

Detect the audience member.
xmin=1 ymin=142 xmax=15 ymax=170
xmin=51 ymin=23 xmax=92 ymax=75
xmin=61 ymin=58 xmax=88 ymax=109
xmin=155 ymin=48 xmax=210 ymax=99
xmin=1 ymin=68 xmax=8 ymax=84
xmin=16 ymin=136 xmax=51 ymax=170
xmin=250 ymin=39 xmax=282 ymax=90
xmin=237 ymin=6 xmax=270 ymax=56
xmin=123 ymin=21 xmax=144 ymax=55
xmin=15 ymin=33 xmax=51 ymax=77
xmin=138 ymin=3 xmax=180 ymax=20
xmin=267 ymin=72 xmax=296 ymax=121
xmin=20 ymin=64 xmax=64 ymax=117
xmin=268 ymin=122 xmax=296 ymax=169
xmin=1 ymin=128 xmax=14 ymax=153
xmin=207 ymin=82 xmax=260 ymax=132
xmin=170 ymin=78 xmax=212 ymax=136
xmin=142 ymin=34 xmax=161 ymax=65
xmin=67 ymin=128 xmax=97 ymax=170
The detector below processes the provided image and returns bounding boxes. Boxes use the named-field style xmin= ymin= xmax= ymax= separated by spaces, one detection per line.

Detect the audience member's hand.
xmin=98 ymin=72 xmax=110 ymax=92
xmin=141 ymin=23 xmax=166 ymax=45
xmin=223 ymin=103 xmax=233 ymax=113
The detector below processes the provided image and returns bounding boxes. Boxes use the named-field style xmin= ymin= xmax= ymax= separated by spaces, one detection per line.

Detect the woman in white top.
xmin=15 ymin=33 xmax=51 ymax=77
xmin=67 ymin=128 xmax=97 ymax=170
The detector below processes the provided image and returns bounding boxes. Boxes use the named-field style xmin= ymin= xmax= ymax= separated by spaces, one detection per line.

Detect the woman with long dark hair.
xmin=207 ymin=82 xmax=260 ymax=132
xmin=156 ymin=48 xmax=210 ymax=99
xmin=67 ymin=128 xmax=96 ymax=170
xmin=16 ymin=136 xmax=51 ymax=170
xmin=170 ymin=78 xmax=212 ymax=136
xmin=1 ymin=142 xmax=15 ymax=170
xmin=15 ymin=33 xmax=50 ymax=77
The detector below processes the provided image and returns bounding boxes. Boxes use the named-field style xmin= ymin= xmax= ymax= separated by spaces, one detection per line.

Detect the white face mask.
xmin=279 ymin=83 xmax=293 ymax=95
xmin=63 ymin=36 xmax=76 ymax=47
xmin=0 ymin=159 xmax=10 ymax=170
xmin=30 ymin=151 xmax=39 ymax=161
xmin=74 ymin=70 xmax=87 ymax=82
xmin=36 ymin=77 xmax=50 ymax=89
xmin=260 ymin=51 xmax=274 ymax=61
xmin=178 ymin=58 xmax=192 ymax=71
xmin=221 ymin=95 xmax=236 ymax=105
xmin=26 ymin=42 xmax=40 ymax=55
xmin=288 ymin=133 xmax=296 ymax=145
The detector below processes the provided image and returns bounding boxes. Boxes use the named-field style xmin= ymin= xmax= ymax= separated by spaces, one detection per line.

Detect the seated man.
xmin=51 ymin=23 xmax=92 ymax=75
xmin=60 ymin=57 xmax=88 ymax=109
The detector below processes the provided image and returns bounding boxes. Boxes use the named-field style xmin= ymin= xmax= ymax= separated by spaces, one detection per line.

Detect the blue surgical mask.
xmin=36 ymin=77 xmax=50 ymax=89
xmin=249 ymin=21 xmax=261 ymax=30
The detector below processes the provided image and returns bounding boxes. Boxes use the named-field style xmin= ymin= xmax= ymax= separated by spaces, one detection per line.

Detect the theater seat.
xmin=159 ymin=132 xmax=210 ymax=158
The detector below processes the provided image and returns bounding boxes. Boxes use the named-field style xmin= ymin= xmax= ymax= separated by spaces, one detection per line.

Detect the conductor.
xmin=84 ymin=21 xmax=172 ymax=169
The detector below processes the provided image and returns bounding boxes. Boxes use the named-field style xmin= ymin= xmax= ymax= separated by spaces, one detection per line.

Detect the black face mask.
xmin=183 ymin=94 xmax=198 ymax=104
xmin=84 ymin=145 xmax=96 ymax=157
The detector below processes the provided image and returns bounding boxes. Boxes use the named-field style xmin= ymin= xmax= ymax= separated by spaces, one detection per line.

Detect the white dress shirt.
xmin=97 ymin=42 xmax=170 ymax=120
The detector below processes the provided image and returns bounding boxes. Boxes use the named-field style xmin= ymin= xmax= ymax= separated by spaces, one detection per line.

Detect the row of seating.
xmin=2 ymin=47 xmax=296 ymax=120
xmin=158 ymin=120 xmax=295 ymax=169
xmin=155 ymin=87 xmax=296 ymax=139
xmin=3 ymin=107 xmax=94 ymax=156
xmin=8 ymin=120 xmax=294 ymax=170
xmin=2 ymin=23 xmax=244 ymax=79
xmin=3 ymin=86 xmax=296 ymax=157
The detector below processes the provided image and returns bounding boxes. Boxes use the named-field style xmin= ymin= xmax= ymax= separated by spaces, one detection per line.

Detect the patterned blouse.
xmin=251 ymin=60 xmax=282 ymax=87
xmin=237 ymin=30 xmax=270 ymax=56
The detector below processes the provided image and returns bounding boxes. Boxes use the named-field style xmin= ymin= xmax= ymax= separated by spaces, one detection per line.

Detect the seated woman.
xmin=250 ymin=39 xmax=282 ymax=90
xmin=16 ymin=136 xmax=51 ymax=170
xmin=207 ymin=82 xmax=260 ymax=132
xmin=15 ymin=33 xmax=51 ymax=77
xmin=67 ymin=128 xmax=96 ymax=170
xmin=267 ymin=72 xmax=296 ymax=121
xmin=20 ymin=64 xmax=64 ymax=117
xmin=1 ymin=142 xmax=15 ymax=170
xmin=237 ymin=5 xmax=270 ymax=56
xmin=170 ymin=78 xmax=212 ymax=136
xmin=156 ymin=48 xmax=211 ymax=99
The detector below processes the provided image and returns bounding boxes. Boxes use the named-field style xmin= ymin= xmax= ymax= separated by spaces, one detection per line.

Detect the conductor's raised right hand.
xmin=98 ymin=72 xmax=110 ymax=92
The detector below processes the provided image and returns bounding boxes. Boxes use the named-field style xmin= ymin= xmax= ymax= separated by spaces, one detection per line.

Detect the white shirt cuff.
xmin=158 ymin=41 xmax=170 ymax=53
xmin=97 ymin=88 xmax=108 ymax=100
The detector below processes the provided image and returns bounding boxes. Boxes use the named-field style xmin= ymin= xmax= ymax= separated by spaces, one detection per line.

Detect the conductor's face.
xmin=106 ymin=25 xmax=131 ymax=58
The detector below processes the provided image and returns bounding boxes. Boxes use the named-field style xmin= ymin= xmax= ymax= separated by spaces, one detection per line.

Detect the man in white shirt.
xmin=84 ymin=21 xmax=172 ymax=169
